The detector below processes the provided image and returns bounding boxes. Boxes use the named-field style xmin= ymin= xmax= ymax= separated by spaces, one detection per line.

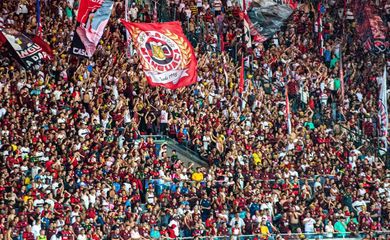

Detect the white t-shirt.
xmin=32 ymin=224 xmax=41 ymax=238
xmin=45 ymin=199 xmax=55 ymax=209
xmin=50 ymin=235 xmax=62 ymax=240
xmin=70 ymin=211 xmax=79 ymax=224
xmin=89 ymin=194 xmax=96 ymax=206
xmin=178 ymin=3 xmax=186 ymax=12
xmin=325 ymin=224 xmax=334 ymax=237
xmin=202 ymin=135 xmax=210 ymax=149
xmin=131 ymin=230 xmax=141 ymax=239
xmin=0 ymin=107 xmax=7 ymax=119
xmin=33 ymin=199 xmax=45 ymax=209
xmin=185 ymin=8 xmax=191 ymax=19
xmin=77 ymin=234 xmax=87 ymax=240
xmin=303 ymin=217 xmax=316 ymax=233
xmin=229 ymin=217 xmax=245 ymax=229
xmin=124 ymin=111 xmax=131 ymax=124
xmin=160 ymin=110 xmax=168 ymax=123
xmin=81 ymin=194 xmax=90 ymax=209
xmin=129 ymin=7 xmax=138 ymax=20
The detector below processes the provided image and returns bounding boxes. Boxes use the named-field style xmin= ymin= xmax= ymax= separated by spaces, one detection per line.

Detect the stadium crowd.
xmin=0 ymin=0 xmax=389 ymax=240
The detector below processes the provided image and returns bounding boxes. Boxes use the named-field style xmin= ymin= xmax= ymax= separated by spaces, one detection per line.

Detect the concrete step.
xmin=165 ymin=138 xmax=208 ymax=167
xmin=137 ymin=135 xmax=208 ymax=168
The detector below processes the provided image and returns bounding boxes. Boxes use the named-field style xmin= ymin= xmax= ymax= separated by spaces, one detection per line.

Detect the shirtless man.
xmin=288 ymin=206 xmax=302 ymax=233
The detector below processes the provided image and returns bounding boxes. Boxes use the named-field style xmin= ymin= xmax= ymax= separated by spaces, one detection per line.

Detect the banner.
xmin=239 ymin=12 xmax=253 ymax=49
xmin=240 ymin=10 xmax=266 ymax=43
xmin=378 ymin=66 xmax=388 ymax=153
xmin=0 ymin=28 xmax=51 ymax=69
xmin=247 ymin=0 xmax=294 ymax=41
xmin=32 ymin=35 xmax=54 ymax=59
xmin=353 ymin=0 xmax=388 ymax=54
xmin=121 ymin=20 xmax=197 ymax=90
xmin=70 ymin=0 xmax=114 ymax=58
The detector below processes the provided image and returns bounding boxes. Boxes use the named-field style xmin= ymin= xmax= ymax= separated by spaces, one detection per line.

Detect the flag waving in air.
xmin=121 ymin=20 xmax=197 ymax=90
xmin=378 ymin=66 xmax=388 ymax=153
xmin=71 ymin=0 xmax=114 ymax=58
xmin=0 ymin=28 xmax=52 ymax=69
xmin=239 ymin=12 xmax=252 ymax=49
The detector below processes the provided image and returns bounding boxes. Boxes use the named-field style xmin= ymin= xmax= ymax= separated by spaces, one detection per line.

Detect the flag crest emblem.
xmin=133 ymin=28 xmax=191 ymax=74
xmin=122 ymin=20 xmax=197 ymax=89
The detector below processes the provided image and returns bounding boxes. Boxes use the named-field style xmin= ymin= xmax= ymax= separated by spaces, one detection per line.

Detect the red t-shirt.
xmin=22 ymin=231 xmax=35 ymax=240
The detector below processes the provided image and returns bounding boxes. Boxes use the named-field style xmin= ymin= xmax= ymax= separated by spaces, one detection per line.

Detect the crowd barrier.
xmin=175 ymin=231 xmax=390 ymax=240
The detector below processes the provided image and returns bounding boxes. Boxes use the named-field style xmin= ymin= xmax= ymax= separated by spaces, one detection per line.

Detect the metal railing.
xmin=175 ymin=231 xmax=390 ymax=240
xmin=138 ymin=135 xmax=170 ymax=141
xmin=139 ymin=134 xmax=208 ymax=164
xmin=333 ymin=122 xmax=389 ymax=166
xmin=100 ymin=231 xmax=390 ymax=240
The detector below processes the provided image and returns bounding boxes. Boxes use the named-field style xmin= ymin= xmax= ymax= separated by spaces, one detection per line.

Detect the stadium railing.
xmin=175 ymin=231 xmax=390 ymax=240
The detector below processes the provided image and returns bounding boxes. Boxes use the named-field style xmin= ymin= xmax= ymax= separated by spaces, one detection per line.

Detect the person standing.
xmin=160 ymin=106 xmax=169 ymax=135
xmin=325 ymin=220 xmax=334 ymax=238
xmin=302 ymin=213 xmax=316 ymax=234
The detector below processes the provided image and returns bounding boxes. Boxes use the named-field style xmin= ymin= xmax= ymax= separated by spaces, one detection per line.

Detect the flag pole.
xmin=239 ymin=52 xmax=244 ymax=111
xmin=317 ymin=2 xmax=324 ymax=56
xmin=125 ymin=0 xmax=133 ymax=57
xmin=285 ymin=86 xmax=291 ymax=135
xmin=36 ymin=0 xmax=42 ymax=36
xmin=339 ymin=47 xmax=344 ymax=102
xmin=153 ymin=0 xmax=158 ymax=22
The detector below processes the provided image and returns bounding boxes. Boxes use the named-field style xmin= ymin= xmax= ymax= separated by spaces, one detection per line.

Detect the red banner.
xmin=121 ymin=21 xmax=197 ymax=90
xmin=32 ymin=35 xmax=54 ymax=60
xmin=76 ymin=0 xmax=106 ymax=23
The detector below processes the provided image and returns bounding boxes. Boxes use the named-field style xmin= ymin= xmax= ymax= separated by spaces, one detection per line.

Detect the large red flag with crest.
xmin=121 ymin=20 xmax=197 ymax=90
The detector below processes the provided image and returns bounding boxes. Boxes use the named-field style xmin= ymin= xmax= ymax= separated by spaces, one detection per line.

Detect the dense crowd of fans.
xmin=0 ymin=0 xmax=389 ymax=239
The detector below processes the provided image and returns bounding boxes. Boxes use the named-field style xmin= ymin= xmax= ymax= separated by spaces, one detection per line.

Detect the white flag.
xmin=378 ymin=66 xmax=388 ymax=153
